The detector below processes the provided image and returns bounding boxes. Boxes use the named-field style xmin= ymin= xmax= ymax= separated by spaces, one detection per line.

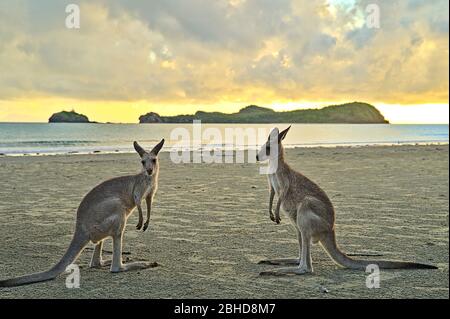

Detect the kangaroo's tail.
xmin=0 ymin=232 xmax=89 ymax=287
xmin=320 ymin=232 xmax=438 ymax=270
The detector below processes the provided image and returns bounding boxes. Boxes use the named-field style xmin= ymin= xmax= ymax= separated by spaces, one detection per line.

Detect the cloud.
xmin=0 ymin=0 xmax=448 ymax=107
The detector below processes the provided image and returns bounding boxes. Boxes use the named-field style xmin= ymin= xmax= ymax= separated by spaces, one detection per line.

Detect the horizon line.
xmin=2 ymin=102 xmax=448 ymax=124
xmin=0 ymin=121 xmax=448 ymax=125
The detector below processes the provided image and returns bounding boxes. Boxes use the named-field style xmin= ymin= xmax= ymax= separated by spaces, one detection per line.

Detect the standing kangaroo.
xmin=0 ymin=139 xmax=164 ymax=287
xmin=256 ymin=127 xmax=437 ymax=275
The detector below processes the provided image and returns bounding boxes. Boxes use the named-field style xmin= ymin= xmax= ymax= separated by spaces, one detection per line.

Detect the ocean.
xmin=0 ymin=123 xmax=448 ymax=156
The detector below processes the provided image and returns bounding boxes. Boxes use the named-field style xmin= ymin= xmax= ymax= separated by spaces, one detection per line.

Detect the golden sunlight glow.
xmin=0 ymin=1 xmax=448 ymax=124
xmin=1 ymin=98 xmax=448 ymax=124
xmin=376 ymin=104 xmax=449 ymax=124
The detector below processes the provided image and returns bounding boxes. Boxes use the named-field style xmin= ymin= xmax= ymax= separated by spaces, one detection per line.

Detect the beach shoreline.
xmin=0 ymin=141 xmax=448 ymax=157
xmin=0 ymin=145 xmax=448 ymax=298
xmin=1 ymin=123 xmax=448 ymax=156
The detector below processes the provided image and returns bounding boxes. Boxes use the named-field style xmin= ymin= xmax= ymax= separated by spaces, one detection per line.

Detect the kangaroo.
xmin=0 ymin=139 xmax=165 ymax=287
xmin=256 ymin=127 xmax=437 ymax=275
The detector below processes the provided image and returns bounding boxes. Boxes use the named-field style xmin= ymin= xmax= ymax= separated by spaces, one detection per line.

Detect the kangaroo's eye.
xmin=141 ymin=160 xmax=145 ymax=165
xmin=152 ymin=159 xmax=157 ymax=164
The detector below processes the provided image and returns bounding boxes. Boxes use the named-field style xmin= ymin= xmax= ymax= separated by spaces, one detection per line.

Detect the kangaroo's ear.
xmin=133 ymin=141 xmax=146 ymax=157
xmin=151 ymin=138 xmax=165 ymax=156
xmin=270 ymin=127 xmax=279 ymax=135
xmin=269 ymin=127 xmax=279 ymax=141
xmin=278 ymin=125 xmax=291 ymax=141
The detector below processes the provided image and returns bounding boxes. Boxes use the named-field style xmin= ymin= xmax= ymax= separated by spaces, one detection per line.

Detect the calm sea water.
xmin=0 ymin=123 xmax=448 ymax=155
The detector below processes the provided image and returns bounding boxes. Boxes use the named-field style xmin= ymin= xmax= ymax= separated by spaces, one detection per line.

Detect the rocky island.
xmin=49 ymin=110 xmax=91 ymax=123
xmin=139 ymin=102 xmax=389 ymax=124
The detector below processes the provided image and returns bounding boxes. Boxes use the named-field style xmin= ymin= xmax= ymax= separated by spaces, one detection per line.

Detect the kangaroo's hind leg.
xmin=260 ymin=200 xmax=325 ymax=276
xmin=110 ymin=231 xmax=157 ymax=273
xmin=258 ymin=231 xmax=302 ymax=265
xmin=260 ymin=230 xmax=312 ymax=276
xmin=89 ymin=240 xmax=112 ymax=268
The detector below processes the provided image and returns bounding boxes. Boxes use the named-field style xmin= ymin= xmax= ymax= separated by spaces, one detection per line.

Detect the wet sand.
xmin=0 ymin=145 xmax=448 ymax=298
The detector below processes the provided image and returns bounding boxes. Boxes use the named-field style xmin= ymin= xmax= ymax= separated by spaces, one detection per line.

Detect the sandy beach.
xmin=0 ymin=145 xmax=448 ymax=299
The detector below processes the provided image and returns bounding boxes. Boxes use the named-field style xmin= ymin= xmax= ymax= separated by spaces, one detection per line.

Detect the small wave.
xmin=0 ymin=140 xmax=100 ymax=147
xmin=423 ymin=133 xmax=449 ymax=137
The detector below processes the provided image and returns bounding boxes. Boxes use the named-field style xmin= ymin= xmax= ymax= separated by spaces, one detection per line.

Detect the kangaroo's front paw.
xmin=136 ymin=220 xmax=143 ymax=230
xmin=274 ymin=215 xmax=281 ymax=224
xmin=269 ymin=212 xmax=275 ymax=222
xmin=142 ymin=221 xmax=150 ymax=232
xmin=270 ymin=212 xmax=281 ymax=224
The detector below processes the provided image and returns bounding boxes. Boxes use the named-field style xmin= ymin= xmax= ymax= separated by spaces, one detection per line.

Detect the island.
xmin=139 ymin=102 xmax=389 ymax=124
xmin=49 ymin=110 xmax=91 ymax=123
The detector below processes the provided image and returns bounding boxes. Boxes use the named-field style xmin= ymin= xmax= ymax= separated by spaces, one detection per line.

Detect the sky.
xmin=0 ymin=0 xmax=448 ymax=124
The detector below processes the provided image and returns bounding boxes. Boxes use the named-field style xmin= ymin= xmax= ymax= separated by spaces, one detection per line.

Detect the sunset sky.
xmin=0 ymin=0 xmax=448 ymax=124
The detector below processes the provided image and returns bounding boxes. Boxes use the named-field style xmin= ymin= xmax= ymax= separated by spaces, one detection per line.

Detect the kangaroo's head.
xmin=256 ymin=126 xmax=291 ymax=162
xmin=133 ymin=139 xmax=165 ymax=176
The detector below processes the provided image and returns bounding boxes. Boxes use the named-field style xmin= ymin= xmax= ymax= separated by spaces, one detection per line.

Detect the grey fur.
xmin=0 ymin=139 xmax=165 ymax=287
xmin=257 ymin=127 xmax=437 ymax=276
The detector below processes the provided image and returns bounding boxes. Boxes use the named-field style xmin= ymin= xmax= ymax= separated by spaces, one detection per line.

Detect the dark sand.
xmin=0 ymin=145 xmax=448 ymax=298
